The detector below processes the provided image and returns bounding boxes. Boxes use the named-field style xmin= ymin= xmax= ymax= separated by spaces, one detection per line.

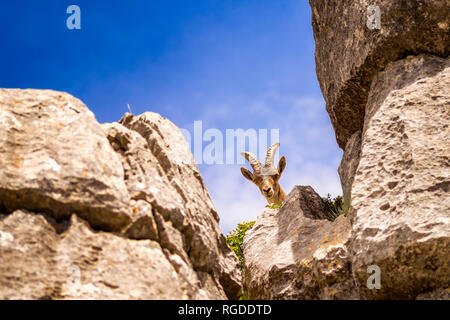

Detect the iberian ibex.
xmin=240 ymin=142 xmax=286 ymax=205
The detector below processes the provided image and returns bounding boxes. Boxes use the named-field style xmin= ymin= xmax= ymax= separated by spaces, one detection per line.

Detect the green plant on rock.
xmin=225 ymin=220 xmax=255 ymax=271
xmin=239 ymin=288 xmax=248 ymax=300
xmin=322 ymin=193 xmax=348 ymax=219
xmin=226 ymin=221 xmax=255 ymax=301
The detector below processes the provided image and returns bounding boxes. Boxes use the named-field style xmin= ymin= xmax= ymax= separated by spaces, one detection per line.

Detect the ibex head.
xmin=240 ymin=142 xmax=286 ymax=205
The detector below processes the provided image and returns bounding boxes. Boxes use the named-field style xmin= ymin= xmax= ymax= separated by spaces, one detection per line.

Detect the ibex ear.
xmin=278 ymin=156 xmax=286 ymax=176
xmin=240 ymin=167 xmax=255 ymax=182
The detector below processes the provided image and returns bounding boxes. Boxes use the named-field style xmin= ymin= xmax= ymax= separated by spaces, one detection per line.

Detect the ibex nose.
xmin=263 ymin=187 xmax=271 ymax=194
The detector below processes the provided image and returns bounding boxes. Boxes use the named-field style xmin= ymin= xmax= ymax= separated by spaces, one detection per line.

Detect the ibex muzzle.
xmin=240 ymin=142 xmax=286 ymax=205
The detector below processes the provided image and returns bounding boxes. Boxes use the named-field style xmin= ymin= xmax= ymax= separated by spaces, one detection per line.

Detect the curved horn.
xmin=241 ymin=152 xmax=262 ymax=173
xmin=264 ymin=142 xmax=280 ymax=168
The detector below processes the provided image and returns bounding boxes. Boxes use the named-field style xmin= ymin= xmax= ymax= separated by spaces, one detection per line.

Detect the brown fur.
xmin=241 ymin=144 xmax=286 ymax=205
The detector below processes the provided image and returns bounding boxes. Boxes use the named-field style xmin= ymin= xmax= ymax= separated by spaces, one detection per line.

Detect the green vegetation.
xmin=226 ymin=220 xmax=255 ymax=300
xmin=239 ymin=288 xmax=248 ymax=300
xmin=227 ymin=194 xmax=350 ymax=300
xmin=322 ymin=193 xmax=350 ymax=219
xmin=225 ymin=220 xmax=255 ymax=271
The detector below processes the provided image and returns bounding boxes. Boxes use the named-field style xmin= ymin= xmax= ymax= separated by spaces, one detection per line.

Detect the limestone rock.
xmin=118 ymin=113 xmax=242 ymax=299
xmin=416 ymin=288 xmax=450 ymax=300
xmin=0 ymin=210 xmax=193 ymax=299
xmin=349 ymin=54 xmax=450 ymax=299
xmin=309 ymin=0 xmax=449 ymax=147
xmin=0 ymin=89 xmax=131 ymax=232
xmin=309 ymin=0 xmax=450 ymax=300
xmin=243 ymin=186 xmax=357 ymax=299
xmin=0 ymin=89 xmax=241 ymax=300
xmin=338 ymin=130 xmax=362 ymax=203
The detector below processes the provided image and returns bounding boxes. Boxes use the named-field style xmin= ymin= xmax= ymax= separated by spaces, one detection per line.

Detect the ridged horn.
xmin=264 ymin=142 xmax=280 ymax=168
xmin=241 ymin=152 xmax=262 ymax=173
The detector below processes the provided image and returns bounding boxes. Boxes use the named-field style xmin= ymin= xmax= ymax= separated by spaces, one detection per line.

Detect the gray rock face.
xmin=0 ymin=89 xmax=131 ymax=232
xmin=0 ymin=211 xmax=187 ymax=299
xmin=243 ymin=2 xmax=449 ymax=300
xmin=308 ymin=0 xmax=450 ymax=300
xmin=0 ymin=89 xmax=241 ymax=299
xmin=416 ymin=288 xmax=450 ymax=300
xmin=107 ymin=113 xmax=242 ymax=299
xmin=243 ymin=186 xmax=358 ymax=300
xmin=309 ymin=0 xmax=449 ymax=148
xmin=350 ymin=54 xmax=450 ymax=299
xmin=338 ymin=131 xmax=361 ymax=203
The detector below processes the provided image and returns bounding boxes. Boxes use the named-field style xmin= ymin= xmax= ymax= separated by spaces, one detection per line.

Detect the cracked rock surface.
xmin=243 ymin=186 xmax=357 ymax=300
xmin=350 ymin=54 xmax=450 ymax=299
xmin=0 ymin=89 xmax=241 ymax=300
xmin=242 ymin=1 xmax=449 ymax=300
xmin=309 ymin=0 xmax=449 ymax=148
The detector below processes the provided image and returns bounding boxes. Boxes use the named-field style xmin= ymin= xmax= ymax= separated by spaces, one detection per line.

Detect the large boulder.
xmin=242 ymin=1 xmax=449 ymax=300
xmin=309 ymin=0 xmax=449 ymax=148
xmin=0 ymin=211 xmax=189 ymax=299
xmin=243 ymin=186 xmax=357 ymax=299
xmin=338 ymin=130 xmax=361 ymax=203
xmin=350 ymin=54 xmax=450 ymax=299
xmin=0 ymin=89 xmax=241 ymax=299
xmin=106 ymin=112 xmax=242 ymax=299
xmin=309 ymin=0 xmax=450 ymax=299
xmin=0 ymin=89 xmax=131 ymax=232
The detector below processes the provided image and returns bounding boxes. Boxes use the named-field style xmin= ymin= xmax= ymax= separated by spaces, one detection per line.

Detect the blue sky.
xmin=0 ymin=0 xmax=342 ymax=233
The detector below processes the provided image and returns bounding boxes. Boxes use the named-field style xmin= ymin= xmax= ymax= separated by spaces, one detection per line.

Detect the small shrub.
xmin=225 ymin=220 xmax=255 ymax=271
xmin=265 ymin=203 xmax=281 ymax=209
xmin=322 ymin=193 xmax=346 ymax=219
xmin=239 ymin=288 xmax=248 ymax=300
xmin=226 ymin=221 xmax=255 ymax=301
